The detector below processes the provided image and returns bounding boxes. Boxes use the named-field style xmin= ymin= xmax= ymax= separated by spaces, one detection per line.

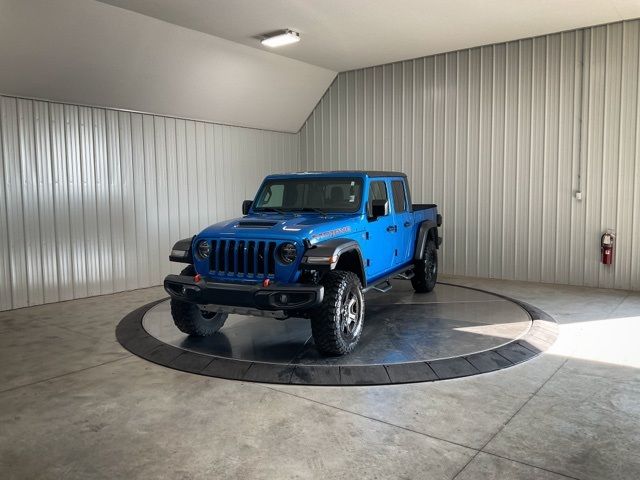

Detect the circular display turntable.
xmin=116 ymin=282 xmax=558 ymax=386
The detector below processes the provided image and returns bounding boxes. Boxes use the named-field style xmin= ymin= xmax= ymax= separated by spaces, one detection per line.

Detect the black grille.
xmin=209 ymin=239 xmax=277 ymax=277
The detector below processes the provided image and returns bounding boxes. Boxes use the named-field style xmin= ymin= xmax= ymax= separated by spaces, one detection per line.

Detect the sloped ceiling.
xmin=97 ymin=0 xmax=640 ymax=71
xmin=4 ymin=0 xmax=639 ymax=131
xmin=0 ymin=0 xmax=336 ymax=132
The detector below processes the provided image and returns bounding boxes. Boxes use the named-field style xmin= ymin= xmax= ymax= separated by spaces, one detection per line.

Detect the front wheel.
xmin=311 ymin=271 xmax=365 ymax=356
xmin=170 ymin=266 xmax=228 ymax=336
xmin=411 ymin=238 xmax=438 ymax=293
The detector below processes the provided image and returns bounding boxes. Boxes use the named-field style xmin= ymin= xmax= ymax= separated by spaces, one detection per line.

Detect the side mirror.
xmin=242 ymin=200 xmax=253 ymax=215
xmin=370 ymin=199 xmax=389 ymax=219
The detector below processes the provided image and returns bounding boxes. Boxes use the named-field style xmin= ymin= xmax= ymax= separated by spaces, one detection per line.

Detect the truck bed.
xmin=412 ymin=203 xmax=437 ymax=211
xmin=411 ymin=203 xmax=439 ymax=229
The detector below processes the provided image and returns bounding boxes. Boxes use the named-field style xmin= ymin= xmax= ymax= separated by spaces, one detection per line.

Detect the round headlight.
xmin=196 ymin=240 xmax=210 ymax=259
xmin=278 ymin=242 xmax=297 ymax=264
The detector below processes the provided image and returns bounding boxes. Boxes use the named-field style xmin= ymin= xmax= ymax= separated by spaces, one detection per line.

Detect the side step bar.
xmin=395 ymin=269 xmax=415 ymax=280
xmin=371 ymin=280 xmax=392 ymax=293
xmin=362 ymin=264 xmax=416 ymax=294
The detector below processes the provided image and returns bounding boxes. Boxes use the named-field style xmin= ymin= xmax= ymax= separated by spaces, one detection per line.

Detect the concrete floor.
xmin=1 ymin=276 xmax=639 ymax=480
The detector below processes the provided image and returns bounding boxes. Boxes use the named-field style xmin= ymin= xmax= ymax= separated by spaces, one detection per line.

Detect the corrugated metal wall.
xmin=300 ymin=20 xmax=640 ymax=291
xmin=1 ymin=20 xmax=638 ymax=312
xmin=0 ymin=95 xmax=298 ymax=310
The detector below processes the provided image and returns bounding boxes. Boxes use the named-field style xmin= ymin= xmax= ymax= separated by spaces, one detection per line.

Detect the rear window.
xmin=391 ymin=180 xmax=407 ymax=213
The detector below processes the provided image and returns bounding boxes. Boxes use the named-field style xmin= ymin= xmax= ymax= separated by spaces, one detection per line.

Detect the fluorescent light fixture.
xmin=261 ymin=30 xmax=300 ymax=48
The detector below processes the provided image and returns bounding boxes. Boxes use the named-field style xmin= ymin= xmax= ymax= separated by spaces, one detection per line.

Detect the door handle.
xmin=386 ymin=225 xmax=397 ymax=232
xmin=404 ymin=221 xmax=412 ymax=227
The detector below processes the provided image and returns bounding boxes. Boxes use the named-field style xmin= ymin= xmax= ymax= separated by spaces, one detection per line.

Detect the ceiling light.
xmin=261 ymin=30 xmax=300 ymax=48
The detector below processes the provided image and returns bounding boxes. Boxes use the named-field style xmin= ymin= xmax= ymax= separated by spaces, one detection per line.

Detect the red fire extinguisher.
xmin=601 ymin=230 xmax=615 ymax=265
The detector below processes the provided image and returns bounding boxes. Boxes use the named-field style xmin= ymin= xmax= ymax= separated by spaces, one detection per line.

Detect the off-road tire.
xmin=411 ymin=238 xmax=437 ymax=293
xmin=311 ymin=270 xmax=365 ymax=356
xmin=170 ymin=266 xmax=227 ymax=336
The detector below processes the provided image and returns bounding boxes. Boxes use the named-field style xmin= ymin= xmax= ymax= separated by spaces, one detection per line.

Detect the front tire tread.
xmin=311 ymin=270 xmax=364 ymax=356
xmin=170 ymin=265 xmax=227 ymax=336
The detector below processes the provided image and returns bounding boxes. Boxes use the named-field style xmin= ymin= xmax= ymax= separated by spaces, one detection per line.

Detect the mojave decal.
xmin=311 ymin=226 xmax=352 ymax=241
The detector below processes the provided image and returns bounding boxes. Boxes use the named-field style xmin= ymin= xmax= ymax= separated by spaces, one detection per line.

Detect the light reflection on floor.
xmin=548 ymin=315 xmax=640 ymax=369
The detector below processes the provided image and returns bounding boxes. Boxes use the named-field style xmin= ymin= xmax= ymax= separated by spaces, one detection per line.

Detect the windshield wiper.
xmin=257 ymin=207 xmax=288 ymax=215
xmin=299 ymin=207 xmax=329 ymax=216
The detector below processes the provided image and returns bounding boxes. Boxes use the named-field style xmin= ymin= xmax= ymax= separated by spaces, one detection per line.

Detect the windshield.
xmin=253 ymin=178 xmax=363 ymax=213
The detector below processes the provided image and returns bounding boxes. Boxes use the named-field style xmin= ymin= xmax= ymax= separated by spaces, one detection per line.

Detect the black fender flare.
xmin=169 ymin=236 xmax=195 ymax=263
xmin=414 ymin=221 xmax=439 ymax=260
xmin=302 ymin=238 xmax=367 ymax=287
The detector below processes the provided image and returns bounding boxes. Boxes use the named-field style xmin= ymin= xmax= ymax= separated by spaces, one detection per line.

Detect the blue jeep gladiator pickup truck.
xmin=164 ymin=171 xmax=442 ymax=355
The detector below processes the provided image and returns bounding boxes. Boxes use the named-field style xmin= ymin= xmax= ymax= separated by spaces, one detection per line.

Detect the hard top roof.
xmin=265 ymin=170 xmax=407 ymax=179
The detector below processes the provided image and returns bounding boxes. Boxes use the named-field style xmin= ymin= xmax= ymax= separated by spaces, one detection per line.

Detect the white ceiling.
xmin=0 ymin=0 xmax=335 ymax=132
xmin=97 ymin=0 xmax=640 ymax=71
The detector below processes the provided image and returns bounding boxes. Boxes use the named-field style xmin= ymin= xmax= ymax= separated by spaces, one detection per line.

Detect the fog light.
xmin=278 ymin=294 xmax=288 ymax=305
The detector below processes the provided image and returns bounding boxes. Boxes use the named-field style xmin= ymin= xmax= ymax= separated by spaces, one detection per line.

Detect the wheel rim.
xmin=340 ymin=287 xmax=362 ymax=341
xmin=200 ymin=309 xmax=218 ymax=320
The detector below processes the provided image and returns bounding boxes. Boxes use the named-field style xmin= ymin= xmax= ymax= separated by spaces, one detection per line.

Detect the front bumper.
xmin=163 ymin=275 xmax=324 ymax=311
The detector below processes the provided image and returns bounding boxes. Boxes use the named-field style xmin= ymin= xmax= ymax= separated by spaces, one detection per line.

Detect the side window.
xmin=368 ymin=180 xmax=388 ymax=215
xmin=391 ymin=180 xmax=407 ymax=213
xmin=369 ymin=181 xmax=388 ymax=202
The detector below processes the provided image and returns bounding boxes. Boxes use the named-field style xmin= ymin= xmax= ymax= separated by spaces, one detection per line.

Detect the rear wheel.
xmin=311 ymin=270 xmax=365 ymax=356
xmin=170 ymin=266 xmax=228 ymax=336
xmin=411 ymin=238 xmax=438 ymax=293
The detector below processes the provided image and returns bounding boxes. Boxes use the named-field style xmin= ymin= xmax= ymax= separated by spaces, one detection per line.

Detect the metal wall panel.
xmin=18 ymin=99 xmax=45 ymax=305
xmin=106 ymin=110 xmax=126 ymax=293
xmin=34 ymin=101 xmax=58 ymax=304
xmin=93 ymin=108 xmax=113 ymax=294
xmin=619 ymin=22 xmax=640 ymax=291
xmin=0 ymin=95 xmax=298 ymax=311
xmin=118 ymin=111 xmax=137 ymax=291
xmin=130 ymin=113 xmax=149 ymax=288
xmin=64 ymin=104 xmax=87 ymax=299
xmin=300 ymin=19 xmax=640 ymax=291
xmin=50 ymin=103 xmax=74 ymax=301
xmin=2 ymin=98 xmax=29 ymax=308
xmin=0 ymin=100 xmax=12 ymax=310
xmin=79 ymin=106 xmax=100 ymax=297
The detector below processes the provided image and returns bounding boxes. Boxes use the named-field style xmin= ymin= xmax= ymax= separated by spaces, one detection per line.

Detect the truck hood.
xmin=198 ymin=213 xmax=363 ymax=244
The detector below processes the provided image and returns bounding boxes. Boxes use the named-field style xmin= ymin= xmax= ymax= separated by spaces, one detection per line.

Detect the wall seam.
xmin=0 ymin=99 xmax=14 ymax=307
